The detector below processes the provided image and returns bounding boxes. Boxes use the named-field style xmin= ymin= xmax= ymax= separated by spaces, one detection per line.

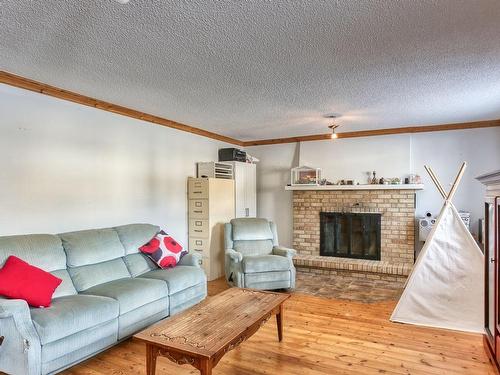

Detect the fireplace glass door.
xmin=320 ymin=212 xmax=381 ymax=260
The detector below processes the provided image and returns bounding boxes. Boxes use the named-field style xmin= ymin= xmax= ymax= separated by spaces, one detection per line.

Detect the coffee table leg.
xmin=276 ymin=303 xmax=284 ymax=342
xmin=200 ymin=358 xmax=212 ymax=375
xmin=146 ymin=344 xmax=157 ymax=375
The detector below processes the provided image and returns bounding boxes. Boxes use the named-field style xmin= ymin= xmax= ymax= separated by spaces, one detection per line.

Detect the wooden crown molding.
xmin=2 ymin=70 xmax=499 ymax=148
xmin=242 ymin=119 xmax=500 ymax=146
xmin=0 ymin=70 xmax=244 ymax=146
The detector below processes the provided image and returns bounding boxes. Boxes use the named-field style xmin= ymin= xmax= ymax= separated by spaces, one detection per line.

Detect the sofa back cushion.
xmin=59 ymin=228 xmax=130 ymax=291
xmin=68 ymin=258 xmax=130 ymax=291
xmin=123 ymin=253 xmax=157 ymax=277
xmin=230 ymin=218 xmax=275 ymax=256
xmin=231 ymin=218 xmax=274 ymax=241
xmin=114 ymin=224 xmax=160 ymax=254
xmin=233 ymin=239 xmax=274 ymax=256
xmin=0 ymin=234 xmax=77 ymax=298
xmin=115 ymin=224 xmax=160 ymax=277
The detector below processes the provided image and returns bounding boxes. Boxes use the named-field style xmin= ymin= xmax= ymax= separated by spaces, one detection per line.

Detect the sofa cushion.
xmin=114 ymin=224 xmax=160 ymax=255
xmin=51 ymin=269 xmax=78 ymax=299
xmin=233 ymin=240 xmax=274 ymax=256
xmin=0 ymin=234 xmax=77 ymax=297
xmin=82 ymin=277 xmax=168 ymax=314
xmin=138 ymin=266 xmax=205 ymax=295
xmin=69 ymin=258 xmax=131 ymax=292
xmin=231 ymin=218 xmax=274 ymax=241
xmin=30 ymin=294 xmax=119 ymax=345
xmin=242 ymin=255 xmax=292 ymax=273
xmin=0 ymin=256 xmax=62 ymax=307
xmin=0 ymin=234 xmax=65 ymax=270
xmin=59 ymin=228 xmax=125 ymax=267
xmin=123 ymin=253 xmax=157 ymax=277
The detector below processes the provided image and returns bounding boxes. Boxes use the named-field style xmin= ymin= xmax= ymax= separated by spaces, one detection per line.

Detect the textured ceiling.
xmin=1 ymin=0 xmax=500 ymax=141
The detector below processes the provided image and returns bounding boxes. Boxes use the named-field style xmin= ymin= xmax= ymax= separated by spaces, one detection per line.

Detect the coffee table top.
xmin=134 ymin=288 xmax=290 ymax=358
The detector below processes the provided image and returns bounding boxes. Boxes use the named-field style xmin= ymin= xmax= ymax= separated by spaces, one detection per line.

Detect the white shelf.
xmin=285 ymin=184 xmax=424 ymax=191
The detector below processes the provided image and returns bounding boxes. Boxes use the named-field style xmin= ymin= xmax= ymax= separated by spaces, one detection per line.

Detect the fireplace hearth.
xmin=320 ymin=212 xmax=381 ymax=260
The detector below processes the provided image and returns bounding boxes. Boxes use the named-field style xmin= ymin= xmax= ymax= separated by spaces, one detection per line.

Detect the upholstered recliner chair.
xmin=224 ymin=218 xmax=296 ymax=290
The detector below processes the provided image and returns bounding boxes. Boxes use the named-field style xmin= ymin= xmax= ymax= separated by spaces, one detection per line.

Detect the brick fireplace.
xmin=287 ymin=185 xmax=423 ymax=285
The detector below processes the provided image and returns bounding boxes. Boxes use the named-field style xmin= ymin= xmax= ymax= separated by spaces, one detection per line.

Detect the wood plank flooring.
xmin=61 ymin=278 xmax=494 ymax=375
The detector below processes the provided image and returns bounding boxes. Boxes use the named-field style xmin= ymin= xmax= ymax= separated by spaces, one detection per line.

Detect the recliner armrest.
xmin=0 ymin=298 xmax=42 ymax=375
xmin=178 ymin=252 xmax=202 ymax=267
xmin=225 ymin=249 xmax=243 ymax=263
xmin=273 ymin=246 xmax=297 ymax=258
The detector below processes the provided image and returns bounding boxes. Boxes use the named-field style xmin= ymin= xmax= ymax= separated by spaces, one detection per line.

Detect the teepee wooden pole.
xmin=446 ymin=161 xmax=467 ymax=202
xmin=424 ymin=165 xmax=447 ymax=199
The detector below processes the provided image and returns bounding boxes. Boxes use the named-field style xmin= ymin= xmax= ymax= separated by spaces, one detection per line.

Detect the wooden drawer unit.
xmin=189 ymin=199 xmax=209 ymax=219
xmin=189 ymin=219 xmax=209 ymax=238
xmin=187 ymin=177 xmax=235 ymax=281
xmin=188 ymin=179 xmax=209 ymax=199
xmin=189 ymin=238 xmax=210 ymax=257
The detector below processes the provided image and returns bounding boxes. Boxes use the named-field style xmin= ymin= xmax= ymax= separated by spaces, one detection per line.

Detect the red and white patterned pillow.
xmin=139 ymin=230 xmax=187 ymax=268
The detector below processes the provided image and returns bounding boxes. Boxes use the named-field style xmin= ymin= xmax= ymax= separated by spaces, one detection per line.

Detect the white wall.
xmin=300 ymin=135 xmax=411 ymax=185
xmin=248 ymin=143 xmax=299 ymax=247
xmin=2 ymin=83 xmax=498 ymax=248
xmin=0 ymin=84 xmax=231 ymax=245
xmin=249 ymin=127 xmax=500 ymax=245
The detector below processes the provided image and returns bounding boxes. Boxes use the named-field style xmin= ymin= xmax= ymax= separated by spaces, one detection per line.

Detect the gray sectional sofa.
xmin=0 ymin=223 xmax=207 ymax=375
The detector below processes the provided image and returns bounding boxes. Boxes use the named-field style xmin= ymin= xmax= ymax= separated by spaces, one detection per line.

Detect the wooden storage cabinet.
xmin=188 ymin=177 xmax=235 ymax=281
xmin=477 ymin=170 xmax=500 ymax=371
xmin=228 ymin=161 xmax=257 ymax=218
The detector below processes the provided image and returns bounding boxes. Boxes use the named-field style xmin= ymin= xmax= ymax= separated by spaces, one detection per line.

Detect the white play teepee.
xmin=391 ymin=162 xmax=484 ymax=333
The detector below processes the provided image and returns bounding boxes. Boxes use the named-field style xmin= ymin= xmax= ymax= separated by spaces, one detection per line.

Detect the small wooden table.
xmin=134 ymin=288 xmax=290 ymax=375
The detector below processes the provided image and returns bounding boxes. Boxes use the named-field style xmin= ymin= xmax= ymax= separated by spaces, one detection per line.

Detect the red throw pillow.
xmin=0 ymin=256 xmax=62 ymax=308
xmin=139 ymin=230 xmax=187 ymax=269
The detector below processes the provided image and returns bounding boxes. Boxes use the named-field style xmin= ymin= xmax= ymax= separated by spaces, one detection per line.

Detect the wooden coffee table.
xmin=134 ymin=288 xmax=290 ymax=375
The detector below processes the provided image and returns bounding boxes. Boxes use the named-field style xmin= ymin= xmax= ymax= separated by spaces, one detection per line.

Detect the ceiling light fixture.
xmin=328 ymin=123 xmax=340 ymax=139
xmin=324 ymin=114 xmax=340 ymax=140
xmin=114 ymin=0 xmax=130 ymax=4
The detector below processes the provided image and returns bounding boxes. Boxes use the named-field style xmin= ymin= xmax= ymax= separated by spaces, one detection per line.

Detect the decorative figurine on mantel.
xmin=371 ymin=171 xmax=378 ymax=184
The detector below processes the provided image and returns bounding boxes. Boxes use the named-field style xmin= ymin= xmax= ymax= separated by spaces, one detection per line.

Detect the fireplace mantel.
xmin=285 ymin=184 xmax=424 ymax=191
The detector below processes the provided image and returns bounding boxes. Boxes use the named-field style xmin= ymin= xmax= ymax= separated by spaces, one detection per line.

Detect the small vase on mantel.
xmin=371 ymin=171 xmax=377 ymax=184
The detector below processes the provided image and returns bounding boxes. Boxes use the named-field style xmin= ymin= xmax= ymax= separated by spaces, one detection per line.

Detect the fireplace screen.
xmin=320 ymin=212 xmax=381 ymax=260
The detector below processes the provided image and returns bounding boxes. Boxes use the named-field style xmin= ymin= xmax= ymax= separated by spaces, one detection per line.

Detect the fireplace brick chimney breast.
xmin=293 ymin=189 xmax=416 ymax=266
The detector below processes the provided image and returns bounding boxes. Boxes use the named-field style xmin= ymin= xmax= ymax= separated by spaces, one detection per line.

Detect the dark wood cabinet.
xmin=477 ymin=171 xmax=500 ymax=371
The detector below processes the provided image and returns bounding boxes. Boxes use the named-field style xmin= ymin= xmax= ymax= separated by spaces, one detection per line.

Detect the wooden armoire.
xmin=477 ymin=170 xmax=500 ymax=370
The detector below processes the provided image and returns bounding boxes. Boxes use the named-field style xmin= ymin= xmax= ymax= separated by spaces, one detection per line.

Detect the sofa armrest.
xmin=178 ymin=252 xmax=202 ymax=267
xmin=0 ymin=298 xmax=42 ymax=375
xmin=225 ymin=249 xmax=243 ymax=263
xmin=273 ymin=246 xmax=297 ymax=258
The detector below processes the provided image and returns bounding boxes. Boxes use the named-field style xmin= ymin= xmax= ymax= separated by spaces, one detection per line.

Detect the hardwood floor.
xmin=62 ymin=278 xmax=495 ymax=375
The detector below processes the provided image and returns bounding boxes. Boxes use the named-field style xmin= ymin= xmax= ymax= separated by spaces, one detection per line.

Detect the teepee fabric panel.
xmin=391 ymin=202 xmax=484 ymax=333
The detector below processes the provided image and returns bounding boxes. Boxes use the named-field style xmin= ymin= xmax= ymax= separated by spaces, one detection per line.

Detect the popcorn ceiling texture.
xmin=1 ymin=1 xmax=500 ymax=140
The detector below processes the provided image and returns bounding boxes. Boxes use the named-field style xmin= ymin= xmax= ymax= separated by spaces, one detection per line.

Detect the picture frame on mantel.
xmin=291 ymin=166 xmax=322 ymax=186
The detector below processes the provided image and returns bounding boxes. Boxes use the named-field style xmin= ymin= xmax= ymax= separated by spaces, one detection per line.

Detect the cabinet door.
xmin=234 ymin=162 xmax=247 ymax=218
xmin=485 ymin=202 xmax=496 ymax=347
xmin=245 ymin=163 xmax=257 ymax=217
